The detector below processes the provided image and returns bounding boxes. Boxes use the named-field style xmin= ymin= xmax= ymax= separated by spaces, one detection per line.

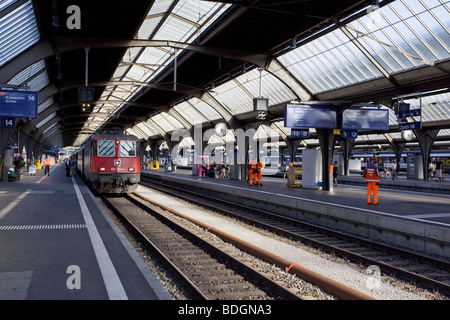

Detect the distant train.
xmin=351 ymin=152 xmax=450 ymax=173
xmin=75 ymin=132 xmax=140 ymax=194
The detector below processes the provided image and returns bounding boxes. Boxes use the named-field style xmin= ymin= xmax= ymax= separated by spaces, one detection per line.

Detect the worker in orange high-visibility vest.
xmin=256 ymin=158 xmax=263 ymax=186
xmin=248 ymin=160 xmax=258 ymax=186
xmin=363 ymin=160 xmax=380 ymax=205
xmin=44 ymin=156 xmax=52 ymax=176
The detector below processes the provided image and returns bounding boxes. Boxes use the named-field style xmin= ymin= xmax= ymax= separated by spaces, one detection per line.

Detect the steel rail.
xmin=101 ymin=194 xmax=303 ymax=300
xmin=139 ymin=173 xmax=450 ymax=297
xmin=133 ymin=189 xmax=376 ymax=300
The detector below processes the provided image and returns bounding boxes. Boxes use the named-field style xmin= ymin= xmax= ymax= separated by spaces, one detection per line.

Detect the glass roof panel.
xmin=7 ymin=59 xmax=47 ymax=88
xmin=188 ymin=97 xmax=221 ymax=121
xmin=37 ymin=97 xmax=54 ymax=114
xmin=36 ymin=112 xmax=56 ymax=129
xmin=136 ymin=122 xmax=158 ymax=137
xmin=402 ymin=92 xmax=450 ymax=122
xmin=278 ymin=0 xmax=450 ymax=95
xmin=213 ymin=80 xmax=252 ymax=115
xmin=42 ymin=122 xmax=59 ymax=136
xmin=126 ymin=127 xmax=146 ymax=140
xmin=174 ymin=101 xmax=209 ymax=125
xmin=236 ymin=68 xmax=295 ymax=105
xmin=277 ymin=28 xmax=383 ymax=94
xmin=85 ymin=1 xmax=231 ymax=144
xmin=151 ymin=112 xmax=184 ymax=132
xmin=0 ymin=1 xmax=39 ymax=67
xmin=212 ymin=68 xmax=296 ymax=116
xmin=136 ymin=0 xmax=172 ymax=39
xmin=346 ymin=0 xmax=450 ymax=73
xmin=0 ymin=0 xmax=16 ymax=11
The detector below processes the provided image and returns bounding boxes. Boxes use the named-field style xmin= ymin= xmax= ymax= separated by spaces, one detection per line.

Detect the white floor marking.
xmin=71 ymin=176 xmax=128 ymax=300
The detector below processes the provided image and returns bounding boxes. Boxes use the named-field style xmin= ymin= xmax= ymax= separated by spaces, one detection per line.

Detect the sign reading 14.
xmin=1 ymin=117 xmax=15 ymax=128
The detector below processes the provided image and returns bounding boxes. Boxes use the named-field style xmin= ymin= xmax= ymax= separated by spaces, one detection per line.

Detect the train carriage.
xmin=76 ymin=132 xmax=140 ymax=194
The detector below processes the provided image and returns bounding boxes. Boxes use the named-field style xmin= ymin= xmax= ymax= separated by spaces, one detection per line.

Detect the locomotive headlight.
xmin=128 ymin=168 xmax=135 ymax=172
xmin=99 ymin=167 xmax=106 ymax=172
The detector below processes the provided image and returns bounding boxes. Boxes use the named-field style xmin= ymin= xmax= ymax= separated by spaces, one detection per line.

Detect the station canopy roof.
xmin=1 ymin=0 xmax=450 ymax=155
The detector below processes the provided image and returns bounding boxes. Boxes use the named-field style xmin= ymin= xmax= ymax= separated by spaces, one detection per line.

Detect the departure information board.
xmin=342 ymin=108 xmax=388 ymax=131
xmin=284 ymin=104 xmax=336 ymax=129
xmin=0 ymin=90 xmax=38 ymax=118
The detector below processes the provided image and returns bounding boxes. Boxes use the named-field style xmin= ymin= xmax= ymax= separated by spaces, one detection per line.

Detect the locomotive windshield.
xmin=120 ymin=140 xmax=136 ymax=157
xmin=98 ymin=140 xmax=115 ymax=157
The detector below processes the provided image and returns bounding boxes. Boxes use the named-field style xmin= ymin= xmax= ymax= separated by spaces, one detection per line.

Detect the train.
xmin=75 ymin=131 xmax=140 ymax=194
xmin=351 ymin=152 xmax=450 ymax=173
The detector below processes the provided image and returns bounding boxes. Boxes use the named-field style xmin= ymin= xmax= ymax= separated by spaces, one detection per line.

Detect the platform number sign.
xmin=0 ymin=117 xmax=15 ymax=128
xmin=341 ymin=129 xmax=358 ymax=139
xmin=291 ymin=128 xmax=309 ymax=139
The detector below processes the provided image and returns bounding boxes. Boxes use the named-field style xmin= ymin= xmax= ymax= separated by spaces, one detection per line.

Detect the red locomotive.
xmin=75 ymin=131 xmax=140 ymax=194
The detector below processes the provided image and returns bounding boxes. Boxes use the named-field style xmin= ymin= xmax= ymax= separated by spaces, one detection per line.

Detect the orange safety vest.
xmin=257 ymin=162 xmax=262 ymax=170
xmin=364 ymin=165 xmax=380 ymax=183
xmin=45 ymin=158 xmax=51 ymax=166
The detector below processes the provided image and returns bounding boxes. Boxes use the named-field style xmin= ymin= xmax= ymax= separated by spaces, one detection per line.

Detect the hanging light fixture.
xmin=253 ymin=67 xmax=268 ymax=120
xmin=79 ymin=46 xmax=94 ymax=113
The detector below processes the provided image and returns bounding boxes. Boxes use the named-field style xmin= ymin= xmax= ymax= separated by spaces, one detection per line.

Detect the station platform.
xmin=143 ymin=168 xmax=450 ymax=260
xmin=0 ymin=164 xmax=171 ymax=300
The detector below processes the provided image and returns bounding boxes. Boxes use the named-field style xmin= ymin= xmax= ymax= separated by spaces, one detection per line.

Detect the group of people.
xmin=428 ymin=157 xmax=446 ymax=181
xmin=377 ymin=161 xmax=399 ymax=180
xmin=201 ymin=163 xmax=230 ymax=179
xmin=64 ymin=157 xmax=77 ymax=177
xmin=248 ymin=159 xmax=262 ymax=186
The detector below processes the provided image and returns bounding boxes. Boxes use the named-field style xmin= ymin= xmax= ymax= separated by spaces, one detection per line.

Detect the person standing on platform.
xmin=436 ymin=157 xmax=443 ymax=181
xmin=333 ymin=161 xmax=339 ymax=186
xmin=70 ymin=157 xmax=77 ymax=177
xmin=65 ymin=158 xmax=71 ymax=177
xmin=362 ymin=160 xmax=380 ymax=205
xmin=44 ymin=156 xmax=51 ymax=176
xmin=391 ymin=161 xmax=398 ymax=180
xmin=256 ymin=158 xmax=263 ymax=186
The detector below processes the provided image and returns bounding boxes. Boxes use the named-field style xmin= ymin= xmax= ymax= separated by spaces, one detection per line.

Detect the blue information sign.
xmin=0 ymin=90 xmax=38 ymax=118
xmin=0 ymin=117 xmax=15 ymax=128
xmin=398 ymin=109 xmax=421 ymax=118
xmin=291 ymin=128 xmax=309 ymax=139
xmin=341 ymin=129 xmax=358 ymax=139
xmin=284 ymin=104 xmax=336 ymax=129
xmin=399 ymin=121 xmax=421 ymax=130
xmin=342 ymin=108 xmax=388 ymax=131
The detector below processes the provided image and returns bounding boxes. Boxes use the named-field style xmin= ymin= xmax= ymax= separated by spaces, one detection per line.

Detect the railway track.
xmin=140 ymin=173 xmax=450 ymax=297
xmin=100 ymin=193 xmax=303 ymax=300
